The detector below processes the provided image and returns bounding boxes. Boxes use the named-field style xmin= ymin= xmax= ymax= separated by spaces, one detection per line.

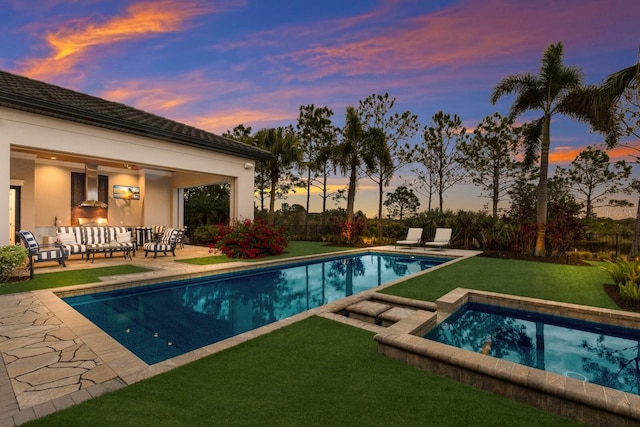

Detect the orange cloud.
xmin=609 ymin=141 xmax=640 ymax=162
xmin=20 ymin=0 xmax=211 ymax=80
xmin=549 ymin=147 xmax=584 ymax=164
xmin=549 ymin=139 xmax=640 ymax=165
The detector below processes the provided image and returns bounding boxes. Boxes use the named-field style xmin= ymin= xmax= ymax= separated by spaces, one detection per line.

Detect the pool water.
xmin=425 ymin=302 xmax=640 ymax=395
xmin=64 ymin=252 xmax=448 ymax=364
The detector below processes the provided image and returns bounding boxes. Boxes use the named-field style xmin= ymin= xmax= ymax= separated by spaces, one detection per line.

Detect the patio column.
xmin=229 ymin=177 xmax=238 ymax=223
xmin=174 ymin=188 xmax=185 ymax=228
xmin=0 ymin=140 xmax=10 ymax=245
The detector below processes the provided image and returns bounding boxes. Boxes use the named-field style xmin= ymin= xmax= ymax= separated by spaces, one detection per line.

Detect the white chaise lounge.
xmin=395 ymin=228 xmax=423 ymax=248
xmin=424 ymin=228 xmax=452 ymax=250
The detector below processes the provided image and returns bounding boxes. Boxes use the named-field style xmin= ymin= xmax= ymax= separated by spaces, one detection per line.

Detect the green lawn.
xmin=18 ymin=250 xmax=618 ymax=426
xmin=28 ymin=316 xmax=582 ymax=427
xmin=383 ymin=256 xmax=616 ymax=308
xmin=0 ymin=265 xmax=151 ymax=295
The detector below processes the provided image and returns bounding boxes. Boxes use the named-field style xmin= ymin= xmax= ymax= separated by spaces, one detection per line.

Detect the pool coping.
xmin=374 ymin=288 xmax=640 ymax=426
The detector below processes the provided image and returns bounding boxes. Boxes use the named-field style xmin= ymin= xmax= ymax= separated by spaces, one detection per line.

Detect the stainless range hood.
xmin=79 ymin=165 xmax=108 ymax=208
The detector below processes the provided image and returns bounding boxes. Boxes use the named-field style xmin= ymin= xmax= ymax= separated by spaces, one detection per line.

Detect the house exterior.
xmin=0 ymin=70 xmax=271 ymax=245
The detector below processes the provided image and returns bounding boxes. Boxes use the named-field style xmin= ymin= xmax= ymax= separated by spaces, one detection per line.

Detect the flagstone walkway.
xmin=0 ymin=293 xmax=123 ymax=414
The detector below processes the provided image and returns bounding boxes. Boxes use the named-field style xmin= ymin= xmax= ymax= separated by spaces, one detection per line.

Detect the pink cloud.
xmin=100 ymin=71 xmax=251 ymax=112
xmin=245 ymin=0 xmax=630 ymax=84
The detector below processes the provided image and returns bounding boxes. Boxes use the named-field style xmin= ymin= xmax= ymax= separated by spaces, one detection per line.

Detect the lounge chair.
xmin=17 ymin=230 xmax=67 ymax=279
xmin=143 ymin=228 xmax=180 ymax=258
xmin=395 ymin=228 xmax=423 ymax=248
xmin=424 ymin=228 xmax=452 ymax=250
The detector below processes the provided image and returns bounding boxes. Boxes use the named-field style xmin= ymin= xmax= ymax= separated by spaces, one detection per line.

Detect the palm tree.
xmin=593 ymin=52 xmax=640 ymax=141
xmin=335 ymin=106 xmax=376 ymax=224
xmin=598 ymin=62 xmax=640 ymax=105
xmin=591 ymin=52 xmax=640 ymax=255
xmin=491 ymin=42 xmax=589 ymax=256
xmin=254 ymin=127 xmax=300 ymax=225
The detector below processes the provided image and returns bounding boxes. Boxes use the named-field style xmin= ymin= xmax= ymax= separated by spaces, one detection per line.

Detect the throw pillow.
xmin=57 ymin=232 xmax=77 ymax=245
xmin=116 ymin=232 xmax=132 ymax=243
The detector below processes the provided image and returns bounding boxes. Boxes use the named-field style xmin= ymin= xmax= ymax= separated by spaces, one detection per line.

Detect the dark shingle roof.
xmin=0 ymin=70 xmax=271 ymax=160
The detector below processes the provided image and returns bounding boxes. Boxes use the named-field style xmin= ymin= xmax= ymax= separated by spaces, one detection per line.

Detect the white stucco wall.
xmin=2 ymin=107 xmax=257 ymax=245
xmin=140 ymin=170 xmax=173 ymax=227
xmin=107 ymin=168 xmax=143 ymax=227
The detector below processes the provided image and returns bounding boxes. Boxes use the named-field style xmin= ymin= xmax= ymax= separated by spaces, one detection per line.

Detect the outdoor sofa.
xmin=56 ymin=226 xmax=135 ymax=260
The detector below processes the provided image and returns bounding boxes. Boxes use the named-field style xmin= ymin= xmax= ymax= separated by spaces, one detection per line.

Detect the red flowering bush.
xmin=339 ymin=216 xmax=366 ymax=245
xmin=215 ymin=219 xmax=288 ymax=259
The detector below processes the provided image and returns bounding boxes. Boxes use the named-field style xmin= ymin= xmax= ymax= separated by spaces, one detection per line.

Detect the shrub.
xmin=216 ymin=219 xmax=288 ymax=259
xmin=601 ymin=259 xmax=640 ymax=286
xmin=619 ymin=281 xmax=640 ymax=301
xmin=601 ymin=259 xmax=640 ymax=301
xmin=192 ymin=224 xmax=226 ymax=245
xmin=0 ymin=245 xmax=28 ymax=282
xmin=339 ymin=216 xmax=366 ymax=245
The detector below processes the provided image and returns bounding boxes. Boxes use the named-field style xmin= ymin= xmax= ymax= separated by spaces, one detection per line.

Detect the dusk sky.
xmin=2 ymin=0 xmax=640 ymax=217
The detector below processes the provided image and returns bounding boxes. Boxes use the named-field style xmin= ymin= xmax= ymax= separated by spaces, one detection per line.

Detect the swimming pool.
xmin=375 ymin=288 xmax=640 ymax=424
xmin=424 ymin=302 xmax=640 ymax=395
xmin=64 ymin=252 xmax=449 ymax=364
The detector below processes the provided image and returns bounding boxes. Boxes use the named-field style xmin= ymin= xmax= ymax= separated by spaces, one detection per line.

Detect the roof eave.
xmin=0 ymin=92 xmax=273 ymax=161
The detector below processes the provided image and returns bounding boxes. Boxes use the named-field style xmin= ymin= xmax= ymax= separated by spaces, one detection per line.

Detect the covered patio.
xmin=0 ymin=70 xmax=271 ymax=246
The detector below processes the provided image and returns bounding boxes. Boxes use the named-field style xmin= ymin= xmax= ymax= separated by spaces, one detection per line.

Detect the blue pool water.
xmin=425 ymin=302 xmax=640 ymax=395
xmin=64 ymin=252 xmax=449 ymax=364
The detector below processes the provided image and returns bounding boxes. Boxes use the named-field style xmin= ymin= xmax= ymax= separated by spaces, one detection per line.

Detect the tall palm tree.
xmin=491 ymin=42 xmax=588 ymax=256
xmin=255 ymin=126 xmax=300 ymax=225
xmin=335 ymin=106 xmax=375 ymax=224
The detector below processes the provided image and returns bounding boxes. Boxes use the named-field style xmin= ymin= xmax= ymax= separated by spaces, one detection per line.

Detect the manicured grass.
xmin=177 ymin=240 xmax=355 ymax=265
xmin=28 ymin=316 xmax=580 ymax=427
xmin=383 ymin=256 xmax=617 ymax=309
xmin=0 ymin=265 xmax=151 ymax=295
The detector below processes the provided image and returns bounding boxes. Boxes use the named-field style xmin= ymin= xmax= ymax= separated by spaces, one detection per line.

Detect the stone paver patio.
xmin=0 ymin=245 xmax=473 ymax=426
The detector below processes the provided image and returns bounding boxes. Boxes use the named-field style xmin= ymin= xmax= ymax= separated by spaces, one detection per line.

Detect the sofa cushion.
xmin=56 ymin=232 xmax=78 ymax=245
xmin=57 ymin=226 xmax=83 ymax=243
xmin=116 ymin=232 xmax=132 ymax=243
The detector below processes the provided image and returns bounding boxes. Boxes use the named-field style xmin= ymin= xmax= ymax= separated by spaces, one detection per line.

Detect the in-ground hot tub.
xmin=374 ymin=288 xmax=640 ymax=426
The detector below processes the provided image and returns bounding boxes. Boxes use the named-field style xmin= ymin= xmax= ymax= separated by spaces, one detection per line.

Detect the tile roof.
xmin=0 ymin=70 xmax=271 ymax=160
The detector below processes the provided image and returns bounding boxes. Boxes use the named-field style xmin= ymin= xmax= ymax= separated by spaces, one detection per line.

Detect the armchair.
xmin=17 ymin=230 xmax=67 ymax=279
